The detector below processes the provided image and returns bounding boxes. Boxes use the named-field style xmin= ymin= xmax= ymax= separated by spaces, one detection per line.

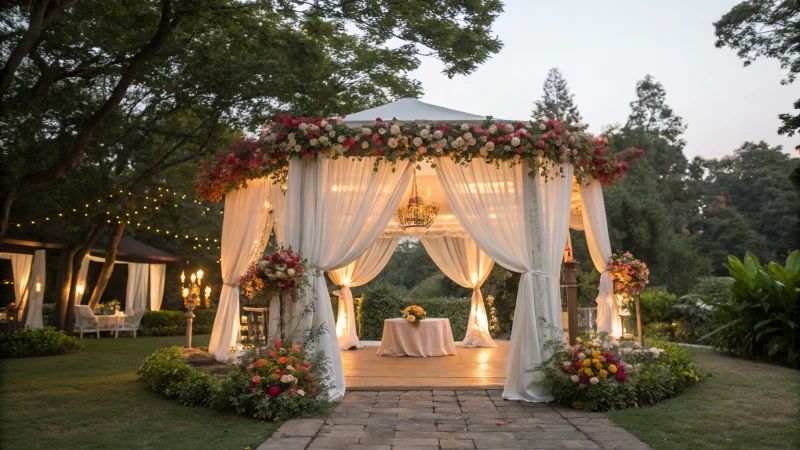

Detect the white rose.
xmin=480 ymin=135 xmax=487 ymax=142
xmin=287 ymin=268 xmax=295 ymax=276
xmin=511 ymin=137 xmax=521 ymax=147
xmin=412 ymin=137 xmax=422 ymax=147
xmin=320 ymin=120 xmax=328 ymax=128
xmin=361 ymin=141 xmax=369 ymax=149
xmin=329 ymin=130 xmax=335 ymax=137
xmin=420 ymin=129 xmax=430 ymax=138
xmin=572 ymin=149 xmax=578 ymax=156
xmin=438 ymin=138 xmax=447 ymax=148
xmin=433 ymin=130 xmax=443 ymax=139
xmin=293 ymin=144 xmax=301 ymax=152
xmin=286 ymin=365 xmax=294 ymax=371
xmin=325 ymin=125 xmax=332 ymax=132
xmin=468 ymin=138 xmax=476 ymax=146
xmin=297 ymin=389 xmax=305 ymax=397
xmin=298 ymin=123 xmax=308 ymax=131
xmin=479 ymin=147 xmax=488 ymax=156
xmin=309 ymin=124 xmax=319 ymax=132
xmin=337 ymin=135 xmax=345 ymax=143
xmin=590 ymin=377 xmax=599 ymax=385
xmin=336 ymin=117 xmax=344 ymax=125
xmin=362 ymin=127 xmax=371 ymax=134
xmin=571 ymin=375 xmax=579 ymax=382
xmin=257 ymin=260 xmax=268 ymax=269
xmin=539 ymin=123 xmax=546 ymax=130
xmin=463 ymin=132 xmax=473 ymax=141
xmin=578 ymin=352 xmax=586 ymax=360
xmin=390 ymin=125 xmax=400 ymax=134
xmin=319 ymin=136 xmax=329 ymax=144
xmin=486 ymin=142 xmax=495 ymax=151
xmin=378 ymin=128 xmax=386 ymax=135
xmin=488 ymin=124 xmax=497 ymax=134
xmin=333 ymin=144 xmax=344 ymax=154
xmin=504 ymin=145 xmax=511 ymax=152
xmin=387 ymin=138 xmax=398 ymax=148
xmin=504 ymin=124 xmax=514 ymax=132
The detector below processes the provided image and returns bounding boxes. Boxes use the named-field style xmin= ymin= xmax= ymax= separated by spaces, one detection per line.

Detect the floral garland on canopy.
xmin=195 ymin=115 xmax=644 ymax=202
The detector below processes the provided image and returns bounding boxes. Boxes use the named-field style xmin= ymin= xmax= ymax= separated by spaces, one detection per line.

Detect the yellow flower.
xmin=407 ymin=315 xmax=416 ymax=323
xmin=599 ymin=370 xmax=608 ymax=378
xmin=594 ymin=362 xmax=603 ymax=370
xmin=608 ymin=364 xmax=617 ymax=374
xmin=592 ymin=350 xmax=601 ymax=358
xmin=583 ymin=368 xmax=593 ymax=377
xmin=582 ymin=359 xmax=591 ymax=367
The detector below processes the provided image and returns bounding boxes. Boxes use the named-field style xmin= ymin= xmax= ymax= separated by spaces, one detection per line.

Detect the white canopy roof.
xmin=344 ymin=98 xmax=485 ymax=126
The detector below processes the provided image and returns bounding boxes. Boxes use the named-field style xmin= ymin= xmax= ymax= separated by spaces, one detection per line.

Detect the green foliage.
xmin=637 ymin=286 xmax=680 ymax=324
xmin=140 ymin=309 xmax=217 ymax=336
xmin=532 ymin=68 xmax=584 ymax=127
xmin=137 ymin=347 xmax=219 ymax=407
xmin=356 ymin=282 xmax=470 ymax=341
xmin=536 ymin=333 xmax=703 ymax=412
xmin=0 ymin=328 xmax=82 ymax=358
xmin=703 ymin=251 xmax=800 ymax=368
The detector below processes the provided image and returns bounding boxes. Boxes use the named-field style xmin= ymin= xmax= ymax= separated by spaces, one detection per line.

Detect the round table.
xmin=376 ymin=318 xmax=457 ymax=357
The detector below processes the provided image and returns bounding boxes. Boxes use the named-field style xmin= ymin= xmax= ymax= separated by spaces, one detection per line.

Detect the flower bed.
xmin=0 ymin=328 xmax=82 ymax=358
xmin=535 ymin=333 xmax=703 ymax=411
xmin=195 ymin=116 xmax=644 ymax=201
xmin=137 ymin=340 xmax=329 ymax=421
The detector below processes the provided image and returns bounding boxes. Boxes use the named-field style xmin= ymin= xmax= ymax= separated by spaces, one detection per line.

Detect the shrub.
xmin=357 ymin=282 xmax=470 ymax=340
xmin=535 ymin=332 xmax=702 ymax=411
xmin=137 ymin=341 xmax=329 ymax=421
xmin=0 ymin=328 xmax=82 ymax=358
xmin=703 ymin=251 xmax=800 ymax=368
xmin=140 ymin=309 xmax=217 ymax=336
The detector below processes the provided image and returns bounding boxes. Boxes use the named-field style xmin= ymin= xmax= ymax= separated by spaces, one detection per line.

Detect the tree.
xmin=0 ymin=0 xmax=505 ymax=240
xmin=714 ymin=0 xmax=800 ymax=149
xmin=532 ymin=68 xmax=584 ymax=127
xmin=626 ymin=75 xmax=688 ymax=146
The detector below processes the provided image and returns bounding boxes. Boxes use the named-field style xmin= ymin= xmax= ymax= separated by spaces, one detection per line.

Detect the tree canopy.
xmin=531 ymin=68 xmax=584 ymax=127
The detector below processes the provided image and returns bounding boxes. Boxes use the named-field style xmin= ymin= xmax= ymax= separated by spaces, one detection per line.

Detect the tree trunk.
xmin=0 ymin=189 xmax=14 ymax=241
xmin=54 ymin=247 xmax=77 ymax=331
xmin=87 ymin=218 xmax=126 ymax=310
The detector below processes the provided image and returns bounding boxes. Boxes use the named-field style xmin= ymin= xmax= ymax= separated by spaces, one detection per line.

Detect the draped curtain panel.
xmin=537 ymin=164 xmax=575 ymax=341
xmin=436 ymin=159 xmax=553 ymax=402
xmin=149 ymin=264 xmax=166 ymax=311
xmin=125 ymin=263 xmax=150 ymax=314
xmin=0 ymin=253 xmax=33 ymax=322
xmin=282 ymin=156 xmax=413 ymax=401
xmin=25 ymin=250 xmax=46 ymax=329
xmin=420 ymin=235 xmax=496 ymax=348
xmin=328 ymin=237 xmax=399 ymax=350
xmin=579 ymin=181 xmax=622 ymax=337
xmin=209 ymin=177 xmax=273 ymax=361
xmin=74 ymin=254 xmax=91 ymax=305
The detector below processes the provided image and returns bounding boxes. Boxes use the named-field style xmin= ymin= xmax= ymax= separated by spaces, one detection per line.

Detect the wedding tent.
xmin=207 ymin=98 xmax=623 ymax=403
xmin=0 ymin=236 xmax=179 ymax=326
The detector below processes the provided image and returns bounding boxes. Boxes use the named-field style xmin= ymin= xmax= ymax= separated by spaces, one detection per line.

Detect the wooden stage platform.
xmin=341 ymin=340 xmax=508 ymax=390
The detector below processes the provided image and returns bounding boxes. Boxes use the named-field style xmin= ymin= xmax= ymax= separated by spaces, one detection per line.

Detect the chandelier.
xmin=394 ymin=170 xmax=438 ymax=230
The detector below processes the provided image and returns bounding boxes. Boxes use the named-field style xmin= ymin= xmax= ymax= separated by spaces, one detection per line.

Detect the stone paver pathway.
xmin=257 ymin=390 xmax=651 ymax=450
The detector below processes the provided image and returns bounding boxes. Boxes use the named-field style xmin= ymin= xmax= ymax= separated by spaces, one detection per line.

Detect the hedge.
xmin=0 ymin=328 xmax=82 ymax=358
xmin=354 ymin=283 xmax=470 ymax=341
xmin=140 ymin=309 xmax=217 ymax=336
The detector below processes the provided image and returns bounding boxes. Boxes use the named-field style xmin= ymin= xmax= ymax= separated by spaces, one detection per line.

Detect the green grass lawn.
xmin=612 ymin=349 xmax=800 ymax=450
xmin=0 ymin=335 xmax=279 ymax=450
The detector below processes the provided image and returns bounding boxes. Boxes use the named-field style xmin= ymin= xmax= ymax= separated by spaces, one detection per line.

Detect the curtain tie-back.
xmin=524 ymin=270 xmax=557 ymax=278
xmin=310 ymin=268 xmax=324 ymax=277
xmin=223 ymin=281 xmax=239 ymax=288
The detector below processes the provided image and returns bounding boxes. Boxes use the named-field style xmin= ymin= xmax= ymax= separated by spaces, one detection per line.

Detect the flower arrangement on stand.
xmin=239 ymin=247 xmax=309 ymax=307
xmin=608 ymin=252 xmax=649 ymax=297
xmin=535 ymin=332 xmax=702 ymax=411
xmin=195 ymin=116 xmax=644 ymax=202
xmin=401 ymin=305 xmax=426 ymax=327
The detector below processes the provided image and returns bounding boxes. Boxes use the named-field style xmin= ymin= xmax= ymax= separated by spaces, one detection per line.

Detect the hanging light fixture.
xmin=394 ymin=169 xmax=438 ymax=230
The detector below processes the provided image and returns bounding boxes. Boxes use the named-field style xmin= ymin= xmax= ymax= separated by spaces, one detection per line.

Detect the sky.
xmin=403 ymin=0 xmax=799 ymax=159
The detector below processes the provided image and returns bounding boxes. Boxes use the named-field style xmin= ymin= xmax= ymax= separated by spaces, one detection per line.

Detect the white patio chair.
xmin=116 ymin=309 xmax=145 ymax=338
xmin=74 ymin=305 xmax=100 ymax=339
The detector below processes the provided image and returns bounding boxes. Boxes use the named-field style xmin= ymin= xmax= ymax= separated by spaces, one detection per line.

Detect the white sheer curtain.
xmin=282 ymin=157 xmax=413 ymax=401
xmin=537 ymin=164 xmax=575 ymax=341
xmin=149 ymin=264 xmax=166 ymax=311
xmin=125 ymin=263 xmax=149 ymax=314
xmin=209 ymin=177 xmax=272 ymax=361
xmin=579 ymin=181 xmax=622 ymax=337
xmin=420 ymin=236 xmax=496 ymax=348
xmin=25 ymin=250 xmax=46 ymax=329
xmin=436 ymin=159 xmax=552 ymax=402
xmin=328 ymin=237 xmax=399 ymax=350
xmin=0 ymin=253 xmax=33 ymax=321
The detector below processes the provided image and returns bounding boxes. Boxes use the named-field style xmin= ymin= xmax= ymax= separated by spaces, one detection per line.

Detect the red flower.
xmin=268 ymin=386 xmax=282 ymax=398
xmin=579 ymin=375 xmax=590 ymax=384
xmin=615 ymin=372 xmax=627 ymax=382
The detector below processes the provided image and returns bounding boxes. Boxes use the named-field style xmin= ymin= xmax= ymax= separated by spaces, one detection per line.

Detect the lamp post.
xmin=180 ymin=270 xmax=207 ymax=308
xmin=562 ymin=246 xmax=580 ymax=346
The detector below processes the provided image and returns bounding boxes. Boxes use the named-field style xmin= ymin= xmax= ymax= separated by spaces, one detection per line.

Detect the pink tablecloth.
xmin=377 ymin=318 xmax=457 ymax=357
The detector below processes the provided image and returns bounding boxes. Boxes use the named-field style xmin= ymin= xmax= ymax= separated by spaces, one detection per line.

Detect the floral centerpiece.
xmin=401 ymin=305 xmax=426 ymax=327
xmin=220 ymin=339 xmax=326 ymax=421
xmin=608 ymin=252 xmax=649 ymax=297
xmin=94 ymin=300 xmax=120 ymax=315
xmin=239 ymin=247 xmax=309 ymax=307
xmin=195 ymin=116 xmax=644 ymax=202
xmin=535 ymin=332 xmax=701 ymax=411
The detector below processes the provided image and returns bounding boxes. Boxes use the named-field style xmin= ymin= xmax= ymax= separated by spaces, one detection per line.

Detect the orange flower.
xmin=279 ymin=357 xmax=288 ymax=364
xmin=254 ymin=359 xmax=266 ymax=369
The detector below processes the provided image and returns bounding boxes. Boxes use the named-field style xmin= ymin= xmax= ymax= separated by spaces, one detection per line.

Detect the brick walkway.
xmin=257 ymin=390 xmax=651 ymax=450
